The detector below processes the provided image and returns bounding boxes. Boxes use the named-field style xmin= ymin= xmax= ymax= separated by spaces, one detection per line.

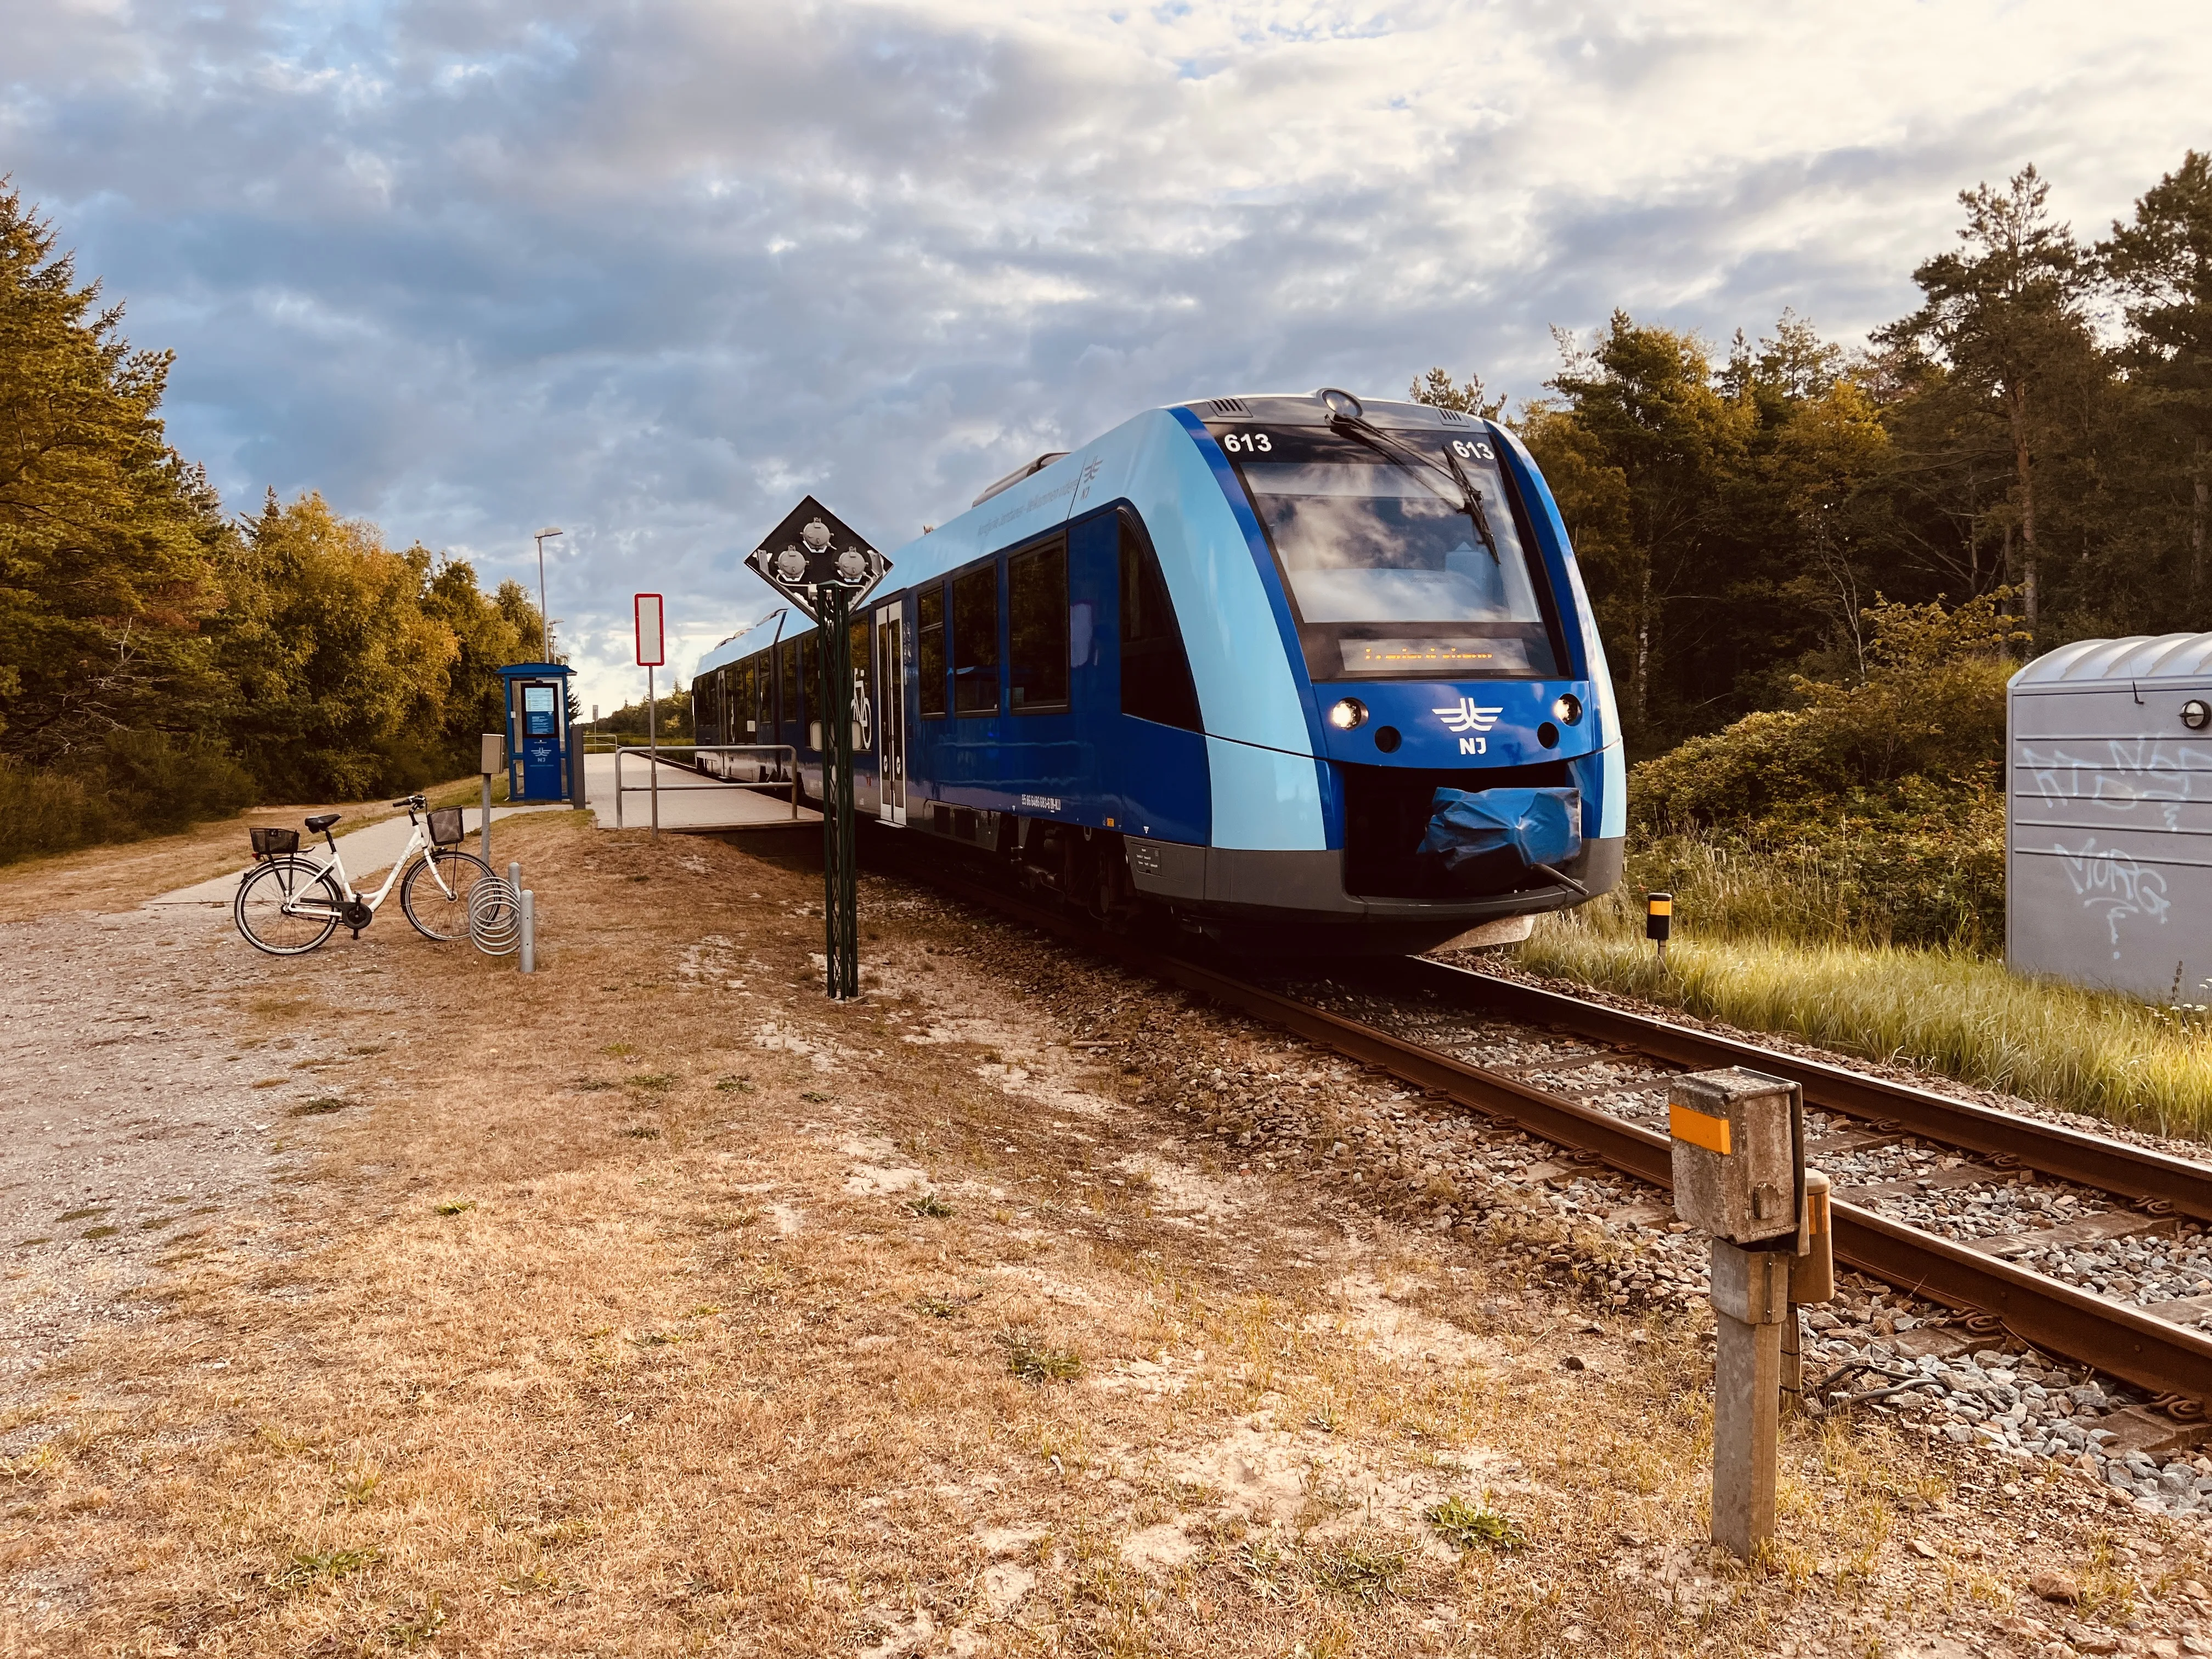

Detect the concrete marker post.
xmin=1710 ymin=1239 xmax=1790 ymax=1558
xmin=519 ymin=890 xmax=535 ymax=975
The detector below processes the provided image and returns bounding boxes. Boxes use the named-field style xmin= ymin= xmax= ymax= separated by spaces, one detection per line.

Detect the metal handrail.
xmin=612 ymin=744 xmax=801 ymax=828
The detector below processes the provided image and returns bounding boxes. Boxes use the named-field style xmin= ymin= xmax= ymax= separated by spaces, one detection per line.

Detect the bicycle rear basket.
xmin=249 ymin=826 xmax=301 ymax=857
xmin=427 ymin=807 xmax=466 ymax=847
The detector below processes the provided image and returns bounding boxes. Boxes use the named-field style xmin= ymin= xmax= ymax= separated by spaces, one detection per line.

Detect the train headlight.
xmin=1552 ymin=693 xmax=1583 ymax=726
xmin=1318 ymin=387 xmax=1364 ymax=420
xmin=1327 ymin=697 xmax=1369 ymax=731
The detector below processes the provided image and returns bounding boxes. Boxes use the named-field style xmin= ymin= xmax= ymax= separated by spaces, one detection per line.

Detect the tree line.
xmin=9 ymin=153 xmax=2206 ymax=867
xmin=0 ymin=184 xmax=544 ymax=862
xmin=1420 ymin=152 xmax=2212 ymax=755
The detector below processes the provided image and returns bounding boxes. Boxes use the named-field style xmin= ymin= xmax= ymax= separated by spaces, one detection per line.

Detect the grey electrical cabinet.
xmin=2008 ymin=634 xmax=2212 ymax=1001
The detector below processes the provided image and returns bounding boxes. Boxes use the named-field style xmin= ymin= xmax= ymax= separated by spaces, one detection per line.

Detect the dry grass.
xmin=0 ymin=814 xmax=2194 ymax=1655
xmin=1524 ymin=896 xmax=2212 ymax=1141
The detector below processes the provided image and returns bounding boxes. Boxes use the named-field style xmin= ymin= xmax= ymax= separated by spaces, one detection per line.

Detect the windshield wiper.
xmin=1332 ymin=415 xmax=1500 ymax=564
xmin=1436 ymin=438 xmax=1503 ymax=565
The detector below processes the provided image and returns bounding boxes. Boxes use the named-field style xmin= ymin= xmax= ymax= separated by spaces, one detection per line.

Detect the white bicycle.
xmin=234 ymin=795 xmax=494 ymax=956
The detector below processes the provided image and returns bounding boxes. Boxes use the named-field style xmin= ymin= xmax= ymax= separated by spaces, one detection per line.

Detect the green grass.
xmin=1522 ymin=893 xmax=2212 ymax=1139
xmin=267 ymin=1544 xmax=382 ymax=1591
xmin=1426 ymin=1493 xmax=1526 ymax=1551
xmin=996 ymin=1330 xmax=1081 ymax=1383
xmin=1313 ymin=1541 xmax=1408 ymax=1601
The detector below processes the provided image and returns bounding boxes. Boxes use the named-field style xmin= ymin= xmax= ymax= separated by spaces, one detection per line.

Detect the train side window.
xmin=1008 ymin=539 xmax=1070 ymax=713
xmin=1119 ymin=515 xmax=1202 ymax=731
xmin=918 ymin=584 xmax=947 ymax=718
xmin=780 ymin=638 xmax=799 ymax=729
xmin=952 ymin=563 xmax=1001 ymax=716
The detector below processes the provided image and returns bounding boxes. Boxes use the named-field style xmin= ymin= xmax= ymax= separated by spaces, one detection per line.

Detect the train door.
xmin=876 ymin=602 xmax=907 ymax=825
xmin=851 ymin=613 xmax=878 ymax=815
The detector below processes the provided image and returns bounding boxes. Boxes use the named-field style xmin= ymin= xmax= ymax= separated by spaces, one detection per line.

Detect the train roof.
xmin=696 ymin=390 xmax=1509 ymax=672
xmin=693 ymin=608 xmax=797 ymax=678
xmin=876 ymin=390 xmax=1505 ymax=596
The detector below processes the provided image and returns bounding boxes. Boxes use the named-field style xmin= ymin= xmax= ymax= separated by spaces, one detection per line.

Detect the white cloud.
xmin=4 ymin=0 xmax=2207 ymax=709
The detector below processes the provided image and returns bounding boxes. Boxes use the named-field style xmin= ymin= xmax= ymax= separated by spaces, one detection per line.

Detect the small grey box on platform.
xmin=481 ymin=732 xmax=506 ymax=775
xmin=1668 ymin=1068 xmax=1802 ymax=1245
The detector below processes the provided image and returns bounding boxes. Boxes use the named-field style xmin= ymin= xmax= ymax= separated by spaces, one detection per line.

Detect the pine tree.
xmin=1879 ymin=166 xmax=2097 ymax=640
xmin=2103 ymin=150 xmax=2212 ymax=609
xmin=0 ymin=180 xmax=233 ymax=762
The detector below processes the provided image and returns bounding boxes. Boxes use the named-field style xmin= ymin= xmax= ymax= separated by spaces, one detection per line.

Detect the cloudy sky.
xmin=6 ymin=1 xmax=2208 ymax=712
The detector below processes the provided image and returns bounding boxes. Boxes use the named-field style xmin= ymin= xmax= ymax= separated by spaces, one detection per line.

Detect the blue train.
xmin=692 ymin=388 xmax=1624 ymax=953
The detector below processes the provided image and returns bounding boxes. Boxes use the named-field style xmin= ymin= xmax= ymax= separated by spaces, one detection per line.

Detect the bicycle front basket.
xmin=249 ymin=826 xmax=301 ymax=857
xmin=426 ymin=807 xmax=466 ymax=847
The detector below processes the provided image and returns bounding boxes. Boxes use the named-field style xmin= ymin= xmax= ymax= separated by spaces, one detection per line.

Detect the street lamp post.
xmin=533 ymin=527 xmax=563 ymax=659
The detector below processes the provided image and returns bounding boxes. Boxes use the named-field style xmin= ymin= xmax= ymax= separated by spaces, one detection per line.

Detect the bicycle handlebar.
xmin=391 ymin=794 xmax=428 ymax=810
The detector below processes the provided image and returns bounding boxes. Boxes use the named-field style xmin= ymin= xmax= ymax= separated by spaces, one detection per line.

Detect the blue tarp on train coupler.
xmin=1417 ymin=787 xmax=1583 ymax=873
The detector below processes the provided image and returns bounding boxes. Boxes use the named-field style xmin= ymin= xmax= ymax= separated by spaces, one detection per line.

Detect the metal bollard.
xmin=519 ymin=889 xmax=535 ymax=974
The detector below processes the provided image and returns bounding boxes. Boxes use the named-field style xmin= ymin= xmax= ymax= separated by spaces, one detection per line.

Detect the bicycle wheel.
xmin=235 ymin=857 xmax=343 ymax=956
xmin=400 ymin=848 xmax=494 ymax=941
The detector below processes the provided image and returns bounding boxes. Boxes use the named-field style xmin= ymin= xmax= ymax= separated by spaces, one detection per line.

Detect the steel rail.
xmin=879 ymin=847 xmax=2212 ymax=1407
xmin=1391 ymin=956 xmax=2212 ymax=1224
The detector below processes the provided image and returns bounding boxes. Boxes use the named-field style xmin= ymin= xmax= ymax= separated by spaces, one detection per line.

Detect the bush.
xmin=1622 ymin=591 xmax=2021 ymax=951
xmin=97 ymin=729 xmax=258 ymax=834
xmin=1618 ymin=792 xmax=2006 ymax=952
xmin=0 ymin=730 xmax=257 ymax=865
xmin=0 ymin=758 xmax=104 ymax=863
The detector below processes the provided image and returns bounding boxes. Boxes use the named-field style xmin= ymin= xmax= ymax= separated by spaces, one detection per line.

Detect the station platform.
xmin=584 ymin=751 xmax=819 ymax=833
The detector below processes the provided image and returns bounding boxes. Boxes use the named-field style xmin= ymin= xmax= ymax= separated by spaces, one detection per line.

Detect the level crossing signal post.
xmin=745 ymin=497 xmax=890 ymax=1001
xmin=818 ymin=582 xmax=860 ymax=997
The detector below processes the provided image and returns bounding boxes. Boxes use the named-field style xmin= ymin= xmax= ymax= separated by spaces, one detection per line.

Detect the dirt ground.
xmin=4 ymin=814 xmax=2210 ymax=1657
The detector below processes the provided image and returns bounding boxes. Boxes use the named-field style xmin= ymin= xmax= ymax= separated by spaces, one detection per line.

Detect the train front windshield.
xmin=1222 ymin=425 xmax=1565 ymax=681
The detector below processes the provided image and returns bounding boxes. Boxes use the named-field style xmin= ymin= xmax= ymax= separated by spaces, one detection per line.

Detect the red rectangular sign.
xmin=634 ymin=593 xmax=665 ymax=667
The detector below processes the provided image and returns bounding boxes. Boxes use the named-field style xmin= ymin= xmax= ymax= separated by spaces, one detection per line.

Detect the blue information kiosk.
xmin=500 ymin=663 xmax=582 ymax=805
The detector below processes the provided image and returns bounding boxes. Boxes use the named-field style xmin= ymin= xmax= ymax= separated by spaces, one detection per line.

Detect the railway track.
xmin=869 ymin=841 xmax=2212 ymax=1428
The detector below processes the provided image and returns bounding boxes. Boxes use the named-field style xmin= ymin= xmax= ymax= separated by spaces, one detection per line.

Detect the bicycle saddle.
xmin=304 ymin=812 xmax=341 ymax=832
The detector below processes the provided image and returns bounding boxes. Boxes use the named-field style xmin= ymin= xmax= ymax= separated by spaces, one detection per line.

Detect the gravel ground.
xmin=0 ymin=903 xmax=407 ymax=1387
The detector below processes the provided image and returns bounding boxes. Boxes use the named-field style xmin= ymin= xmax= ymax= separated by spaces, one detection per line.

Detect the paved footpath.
xmin=148 ymin=805 xmax=561 ymax=907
